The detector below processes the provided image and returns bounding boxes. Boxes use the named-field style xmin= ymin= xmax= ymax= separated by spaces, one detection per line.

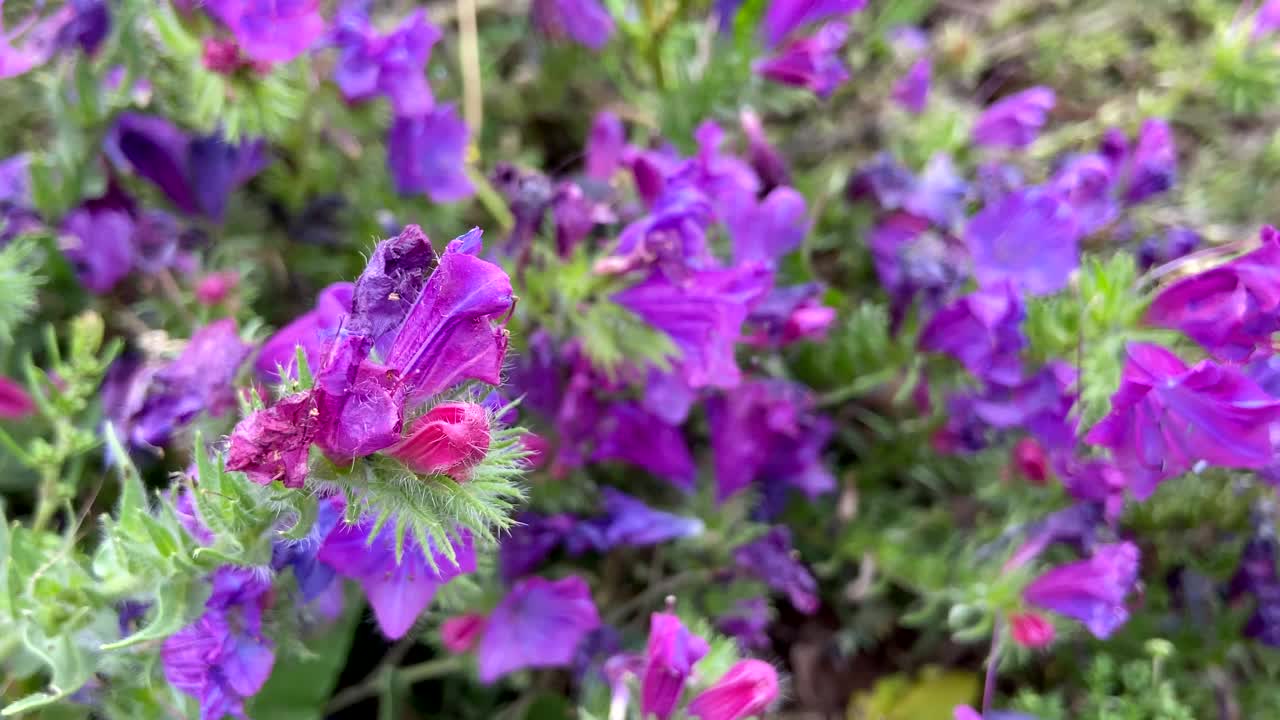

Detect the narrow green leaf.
xmin=104 ymin=424 xmax=146 ymax=528
xmin=281 ymin=493 xmax=319 ymax=541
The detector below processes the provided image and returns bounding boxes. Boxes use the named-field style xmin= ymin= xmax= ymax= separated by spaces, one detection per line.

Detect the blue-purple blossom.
xmin=1049 ymin=154 xmax=1117 ymax=236
xmin=569 ymin=489 xmax=704 ymax=552
xmin=332 ymin=7 xmax=441 ymax=116
xmin=1114 ymin=118 xmax=1176 ymax=205
xmin=202 ymin=0 xmax=326 ymax=64
xmin=498 ymin=512 xmax=576 ymax=582
xmin=531 ymin=0 xmax=615 ymax=50
xmin=1229 ymin=535 xmax=1280 ymax=646
xmin=475 ymin=575 xmax=601 ymax=682
xmin=1136 ymin=227 xmax=1201 ymax=270
xmin=919 ymin=283 xmax=1026 ymax=386
xmin=1023 ymin=541 xmax=1140 ymax=638
xmin=716 ymin=597 xmax=772 ymax=651
xmin=965 ymin=188 xmax=1080 ymax=296
xmin=271 ymin=496 xmax=344 ymax=603
xmin=972 ymin=87 xmax=1055 ymax=149
xmin=586 ymin=111 xmax=626 ymax=180
xmin=755 ymin=21 xmax=850 ymax=98
xmin=255 ymin=282 xmax=354 ymax=381
xmin=590 ymin=401 xmax=697 ymax=491
xmin=726 ymin=185 xmax=809 ymax=266
xmin=761 ymin=0 xmax=867 ymax=47
xmin=387 ymin=104 xmax=475 ymax=202
xmin=733 ymin=526 xmax=820 ymax=614
xmin=892 ymin=57 xmax=931 ymax=114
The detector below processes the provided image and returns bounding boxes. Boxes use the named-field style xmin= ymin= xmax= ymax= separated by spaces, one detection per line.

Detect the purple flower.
xmin=687 ymin=659 xmax=779 ymax=720
xmin=1229 ymin=535 xmax=1280 ymax=646
xmin=1049 ymin=154 xmax=1117 ymax=236
xmin=388 ymin=104 xmax=475 ymax=202
xmin=60 ymin=186 xmax=136 ymax=293
xmin=271 ymin=496 xmax=344 ymax=602
xmin=892 ymin=57 xmax=931 ymax=114
xmin=1115 ymin=119 xmax=1176 ymax=205
xmin=975 ymin=161 xmax=1025 ymax=204
xmin=641 ymin=611 xmax=709 ymax=720
xmin=761 ymin=0 xmax=867 ymax=47
xmin=1086 ymin=342 xmax=1280 ymax=499
xmin=346 ymin=223 xmax=439 ymax=343
xmin=604 ymin=182 xmax=716 ymax=277
xmin=1024 ymin=541 xmax=1140 ymax=638
xmin=531 ymin=0 xmax=615 ymax=50
xmin=1136 ymin=227 xmax=1200 ymax=270
xmin=0 ymin=2 xmax=88 ymax=79
xmin=586 ymin=111 xmax=626 ymax=180
xmin=255 ymin=282 xmax=354 ymax=381
xmin=333 ymin=8 xmax=441 ymax=116
xmin=319 ymin=519 xmax=476 ymax=639
xmin=498 ymin=512 xmax=576 ymax=582
xmin=590 ymin=402 xmax=697 ymax=491
xmin=0 ymin=375 xmax=33 ymax=420
xmin=1255 ymin=0 xmax=1280 ymax=39
xmin=708 ymin=380 xmax=833 ymax=503
xmin=613 ymin=264 xmax=772 ymax=390
xmin=740 ymin=109 xmax=791 ymax=190
xmin=716 ymin=598 xmax=771 ymax=651
xmin=904 ymin=154 xmax=970 ymax=230
xmin=755 ymin=21 xmax=850 ymax=98
xmin=726 ymin=186 xmax=808 ymax=266
xmin=733 ymin=526 xmax=819 ymax=614
xmin=965 ymin=188 xmax=1080 ymax=296
xmin=973 ymin=87 xmax=1055 ymax=149
xmin=743 ymin=283 xmax=836 ymax=348
xmin=105 ymin=113 xmax=267 ymax=221
xmin=572 ymin=489 xmax=704 ymax=552
xmin=1145 ymin=226 xmax=1280 ymax=360
xmin=868 ymin=211 xmax=966 ymax=326
xmin=202 ymin=0 xmax=326 ymax=63
xmin=1004 ymin=502 xmax=1105 ymax=571
xmin=848 ymin=154 xmax=916 ymax=210
xmin=161 ymin=569 xmax=275 ymax=720
xmin=476 ymin=575 xmax=601 ymax=682
xmin=968 ymin=361 xmax=1078 ymax=450
xmin=919 ymin=283 xmax=1026 ymax=386
xmin=1053 ymin=456 xmax=1127 ymax=523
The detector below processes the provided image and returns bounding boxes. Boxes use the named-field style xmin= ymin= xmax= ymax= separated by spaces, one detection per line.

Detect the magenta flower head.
xmin=0 ymin=375 xmax=34 ymax=420
xmin=973 ymin=86 xmax=1055 ymax=148
xmin=892 ymin=57 xmax=931 ymax=114
xmin=441 ymin=613 xmax=487 ymax=653
xmin=965 ymin=188 xmax=1080 ymax=296
xmin=532 ymin=0 xmax=615 ymax=50
xmin=202 ymin=0 xmax=326 ymax=64
xmin=319 ymin=519 xmax=477 ymax=639
xmin=919 ymin=283 xmax=1026 ymax=386
xmin=386 ymin=401 xmax=490 ymax=480
xmin=332 ymin=8 xmax=442 ymax=116
xmin=388 ymin=104 xmax=475 ymax=202
xmin=688 ymin=659 xmax=779 ymax=720
xmin=255 ymin=282 xmax=354 ymax=381
xmin=1085 ymin=342 xmax=1280 ymax=498
xmin=733 ymin=526 xmax=819 ymax=614
xmin=1024 ymin=541 xmax=1140 ymax=639
xmin=642 ymin=611 xmax=710 ymax=720
xmin=744 ymin=283 xmax=836 ymax=348
xmin=1145 ymin=226 xmax=1280 ymax=360
xmin=761 ymin=0 xmax=867 ymax=48
xmin=476 ymin=575 xmax=601 ymax=682
xmin=755 ymin=22 xmax=850 ymax=98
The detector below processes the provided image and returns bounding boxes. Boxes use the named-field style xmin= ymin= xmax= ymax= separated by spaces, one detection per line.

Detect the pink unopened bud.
xmin=783 ymin=304 xmax=836 ymax=343
xmin=388 ymin=402 xmax=490 ymax=480
xmin=687 ymin=659 xmax=779 ymax=720
xmin=519 ymin=432 xmax=549 ymax=470
xmin=1011 ymin=437 xmax=1049 ymax=485
xmin=440 ymin=613 xmax=487 ymax=653
xmin=195 ymin=271 xmax=239 ymax=306
xmin=1009 ymin=611 xmax=1055 ymax=648
xmin=0 ymin=376 xmax=34 ymax=420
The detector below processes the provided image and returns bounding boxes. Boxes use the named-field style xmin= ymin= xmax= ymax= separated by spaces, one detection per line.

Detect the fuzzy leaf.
xmin=100 ymin=577 xmax=210 ymax=651
xmin=3 ymin=629 xmax=92 ymax=716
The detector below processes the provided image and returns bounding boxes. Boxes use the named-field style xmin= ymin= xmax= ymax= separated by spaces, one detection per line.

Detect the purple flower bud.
xmin=441 ymin=613 xmax=487 ymax=653
xmin=477 ymin=575 xmax=601 ymax=682
xmin=892 ymin=57 xmax=931 ymax=114
xmin=716 ymin=597 xmax=771 ymax=651
xmin=386 ymin=401 xmax=490 ymax=480
xmin=973 ymin=87 xmax=1055 ymax=149
xmin=687 ymin=659 xmax=779 ymax=720
xmin=60 ymin=186 xmax=136 ymax=294
xmin=586 ymin=111 xmax=626 ymax=180
xmin=641 ymin=612 xmax=709 ymax=720
xmin=755 ymin=21 xmax=850 ymax=98
xmin=1024 ymin=541 xmax=1140 ymax=639
xmin=195 ymin=271 xmax=239 ymax=306
xmin=387 ymin=104 xmax=475 ymax=202
xmin=740 ymin=109 xmax=791 ymax=190
xmin=1120 ymin=119 xmax=1176 ymax=205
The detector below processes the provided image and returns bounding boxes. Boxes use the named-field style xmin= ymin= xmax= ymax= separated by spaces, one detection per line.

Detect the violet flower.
xmin=1255 ymin=0 xmax=1280 ymax=39
xmin=604 ymin=181 xmax=716 ymax=276
xmin=641 ymin=611 xmax=710 ymax=720
xmin=202 ymin=0 xmax=326 ymax=64
xmin=498 ymin=512 xmax=576 ymax=582
xmin=1145 ymin=225 xmax=1280 ymax=360
xmin=332 ymin=8 xmax=441 ymax=116
xmin=1049 ymin=154 xmax=1117 ymax=236
xmin=892 ymin=57 xmax=931 ymax=114
xmin=387 ymin=104 xmax=475 ymax=202
xmin=1115 ymin=118 xmax=1176 ymax=206
xmin=1085 ymin=342 xmax=1280 ymax=498
xmin=59 ymin=184 xmax=137 ymax=293
xmin=687 ymin=659 xmax=779 ymax=720
xmin=590 ymin=401 xmax=697 ymax=491
xmin=733 ymin=526 xmax=820 ymax=614
xmin=1228 ymin=535 xmax=1280 ymax=646
xmin=965 ymin=188 xmax=1080 ymax=296
xmin=1023 ymin=541 xmax=1140 ymax=639
xmin=972 ymin=86 xmax=1056 ymax=149
xmin=740 ymin=109 xmax=791 ymax=190
xmin=0 ymin=0 xmax=99 ymax=79
xmin=270 ymin=496 xmax=344 ymax=604
xmin=569 ymin=489 xmax=704 ymax=553
xmin=318 ymin=519 xmax=477 ymax=639
xmin=919 ymin=283 xmax=1026 ymax=386
xmin=255 ymin=282 xmax=354 ymax=381
xmin=968 ymin=361 xmax=1078 ymax=451
xmin=531 ymin=0 xmax=615 ymax=50
xmin=1136 ymin=227 xmax=1200 ymax=271
xmin=761 ymin=0 xmax=867 ymax=47
xmin=868 ymin=211 xmax=966 ymax=327
xmin=743 ymin=283 xmax=836 ymax=348
xmin=726 ymin=186 xmax=809 ymax=266
xmin=755 ymin=21 xmax=850 ymax=98
xmin=585 ymin=111 xmax=626 ymax=180
xmin=476 ymin=575 xmax=602 ymax=682
xmin=716 ymin=598 xmax=771 ymax=651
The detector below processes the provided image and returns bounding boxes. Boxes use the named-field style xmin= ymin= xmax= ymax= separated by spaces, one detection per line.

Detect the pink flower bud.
xmin=1009 ymin=611 xmax=1055 ymax=648
xmin=387 ymin=402 xmax=490 ymax=480
xmin=0 ymin=376 xmax=34 ymax=420
xmin=195 ymin=271 xmax=239 ymax=306
xmin=1011 ymin=437 xmax=1049 ymax=484
xmin=440 ymin=613 xmax=487 ymax=653
xmin=687 ymin=659 xmax=779 ymax=720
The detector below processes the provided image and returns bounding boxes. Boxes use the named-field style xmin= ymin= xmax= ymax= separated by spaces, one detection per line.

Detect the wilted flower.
xmin=755 ymin=22 xmax=850 ymax=98
xmin=734 ymin=526 xmax=820 ymax=614
xmin=965 ymin=188 xmax=1080 ymax=296
xmin=387 ymin=402 xmax=490 ymax=480
xmin=687 ymin=659 xmax=779 ymax=720
xmin=641 ymin=611 xmax=710 ymax=720
xmin=1024 ymin=541 xmax=1140 ymax=638
xmin=475 ymin=575 xmax=601 ymax=682
xmin=972 ymin=87 xmax=1056 ymax=149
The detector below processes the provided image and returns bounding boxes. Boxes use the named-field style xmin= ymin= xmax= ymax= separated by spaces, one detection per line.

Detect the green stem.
xmin=325 ymin=656 xmax=466 ymax=714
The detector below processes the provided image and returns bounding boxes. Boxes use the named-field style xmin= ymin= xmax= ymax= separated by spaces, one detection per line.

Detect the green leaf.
xmin=3 ymin=629 xmax=92 ymax=716
xmin=100 ymin=577 xmax=210 ymax=651
xmin=280 ymin=492 xmax=319 ymax=541
xmin=247 ymin=594 xmax=363 ymax=720
xmin=104 ymin=424 xmax=146 ymax=530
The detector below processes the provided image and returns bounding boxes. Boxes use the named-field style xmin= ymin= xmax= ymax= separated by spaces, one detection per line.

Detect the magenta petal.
xmin=476 ymin=575 xmax=601 ymax=683
xmin=222 ymin=635 xmax=275 ymax=697
xmin=362 ymin=572 xmax=440 ymax=640
xmin=387 ymin=105 xmax=474 ymax=202
xmin=1024 ymin=542 xmax=1139 ymax=638
xmin=728 ymin=185 xmax=809 ymax=266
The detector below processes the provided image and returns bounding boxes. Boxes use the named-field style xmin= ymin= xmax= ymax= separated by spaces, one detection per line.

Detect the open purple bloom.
xmin=590 ymin=401 xmax=697 ymax=491
xmin=761 ymin=0 xmax=867 ymax=47
xmin=1049 ymin=154 xmax=1117 ymax=236
xmin=0 ymin=1 xmax=90 ymax=79
xmin=1256 ymin=0 xmax=1280 ymax=39
xmin=967 ymin=361 xmax=1078 ymax=451
xmin=60 ymin=185 xmax=136 ymax=293
xmin=320 ymin=519 xmax=476 ymax=639
xmin=604 ymin=182 xmax=716 ymax=277
xmin=1116 ymin=119 xmax=1176 ymax=205
xmin=255 ymin=282 xmax=354 ymax=381
xmin=1229 ymin=535 xmax=1280 ymax=646
xmin=585 ymin=111 xmax=626 ymax=180
xmin=903 ymin=154 xmax=970 ymax=230
xmin=333 ymin=8 xmax=441 ymax=116
xmin=892 ymin=57 xmax=931 ymax=114
xmin=708 ymin=380 xmax=833 ymax=503
xmin=476 ymin=575 xmax=601 ymax=682
xmin=271 ymin=496 xmax=344 ymax=602
xmin=1005 ymin=501 xmax=1105 ymax=571
xmin=1024 ymin=541 xmax=1139 ymax=638
xmin=716 ymin=597 xmax=772 ymax=651
xmin=868 ymin=211 xmax=966 ymax=326
xmin=203 ymin=0 xmax=326 ymax=63
xmin=1145 ymin=226 xmax=1280 ymax=360
xmin=161 ymin=568 xmax=275 ymax=720
xmin=755 ymin=21 xmax=850 ymax=98
xmin=641 ymin=611 xmax=710 ymax=720
xmin=727 ymin=186 xmax=809 ymax=266
xmin=105 ymin=113 xmax=267 ymax=221
xmin=574 ymin=489 xmax=704 ymax=551
xmin=965 ymin=188 xmax=1080 ymax=296
xmin=531 ymin=0 xmax=615 ymax=50
xmin=388 ymin=104 xmax=474 ymax=202
xmin=919 ymin=283 xmax=1026 ymax=386
xmin=499 ymin=512 xmax=576 ymax=582
xmin=733 ymin=526 xmax=819 ymax=614
xmin=1136 ymin=227 xmax=1200 ymax=271
xmin=1086 ymin=342 xmax=1280 ymax=499
xmin=973 ymin=87 xmax=1055 ymax=149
